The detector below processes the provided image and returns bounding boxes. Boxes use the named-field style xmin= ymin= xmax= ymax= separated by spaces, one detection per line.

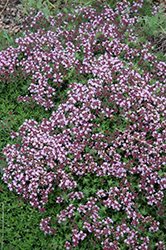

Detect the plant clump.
xmin=0 ymin=0 xmax=166 ymax=249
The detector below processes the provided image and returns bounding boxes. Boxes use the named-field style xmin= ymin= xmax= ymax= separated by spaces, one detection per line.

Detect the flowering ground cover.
xmin=0 ymin=0 xmax=166 ymax=249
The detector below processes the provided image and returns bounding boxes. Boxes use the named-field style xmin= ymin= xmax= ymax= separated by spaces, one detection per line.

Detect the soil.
xmin=0 ymin=0 xmax=166 ymax=56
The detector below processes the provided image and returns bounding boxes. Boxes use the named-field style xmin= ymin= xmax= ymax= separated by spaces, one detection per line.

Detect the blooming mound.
xmin=0 ymin=0 xmax=166 ymax=249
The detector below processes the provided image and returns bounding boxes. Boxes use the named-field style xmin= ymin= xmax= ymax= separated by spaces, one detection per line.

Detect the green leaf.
xmin=83 ymin=178 xmax=89 ymax=185
xmin=65 ymin=234 xmax=71 ymax=241
xmin=108 ymin=179 xmax=114 ymax=186
xmin=83 ymin=188 xmax=90 ymax=196
xmin=37 ymin=0 xmax=43 ymax=9
xmin=74 ymin=211 xmax=81 ymax=219
xmin=41 ymin=6 xmax=50 ymax=20
xmin=99 ymin=206 xmax=107 ymax=217
xmin=91 ymin=186 xmax=96 ymax=194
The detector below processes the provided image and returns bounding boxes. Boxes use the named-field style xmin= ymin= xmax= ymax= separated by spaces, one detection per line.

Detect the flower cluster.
xmin=1 ymin=0 xmax=166 ymax=249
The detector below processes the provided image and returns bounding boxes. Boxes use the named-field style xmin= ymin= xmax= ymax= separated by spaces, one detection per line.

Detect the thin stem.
xmin=1 ymin=203 xmax=4 ymax=250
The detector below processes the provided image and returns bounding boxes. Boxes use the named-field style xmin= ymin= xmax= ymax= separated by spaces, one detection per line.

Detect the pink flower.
xmin=40 ymin=207 xmax=46 ymax=213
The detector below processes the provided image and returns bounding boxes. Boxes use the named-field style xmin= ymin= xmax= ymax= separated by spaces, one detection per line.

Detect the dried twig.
xmin=0 ymin=0 xmax=10 ymax=16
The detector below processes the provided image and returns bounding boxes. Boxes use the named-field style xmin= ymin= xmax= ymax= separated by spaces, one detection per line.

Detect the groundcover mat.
xmin=0 ymin=0 xmax=166 ymax=249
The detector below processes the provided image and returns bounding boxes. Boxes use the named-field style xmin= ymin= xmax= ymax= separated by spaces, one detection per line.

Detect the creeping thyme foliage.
xmin=0 ymin=0 xmax=166 ymax=249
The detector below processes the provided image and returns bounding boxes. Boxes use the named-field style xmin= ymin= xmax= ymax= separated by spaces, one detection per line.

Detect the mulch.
xmin=0 ymin=0 xmax=28 ymax=35
xmin=0 ymin=0 xmax=166 ymax=56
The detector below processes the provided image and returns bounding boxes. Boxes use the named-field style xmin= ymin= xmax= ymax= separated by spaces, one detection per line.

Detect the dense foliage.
xmin=0 ymin=0 xmax=166 ymax=249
